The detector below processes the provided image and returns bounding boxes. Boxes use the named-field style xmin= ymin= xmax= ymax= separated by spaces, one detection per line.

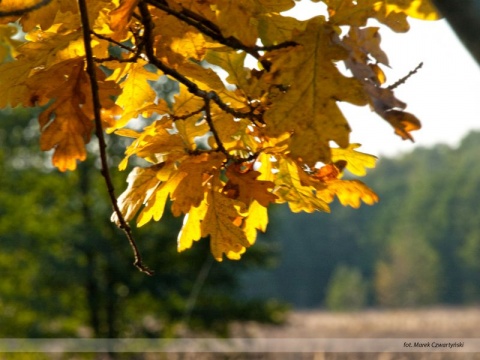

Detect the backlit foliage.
xmin=0 ymin=0 xmax=439 ymax=263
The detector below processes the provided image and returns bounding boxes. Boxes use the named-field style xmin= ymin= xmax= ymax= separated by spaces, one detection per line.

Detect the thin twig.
xmin=91 ymin=31 xmax=146 ymax=63
xmin=91 ymin=31 xmax=137 ymax=53
xmin=93 ymin=55 xmax=140 ymax=63
xmin=204 ymin=97 xmax=228 ymax=155
xmin=0 ymin=0 xmax=52 ymax=17
xmin=170 ymin=106 xmax=205 ymax=121
xmin=387 ymin=62 xmax=423 ymax=90
xmin=78 ymin=0 xmax=153 ymax=275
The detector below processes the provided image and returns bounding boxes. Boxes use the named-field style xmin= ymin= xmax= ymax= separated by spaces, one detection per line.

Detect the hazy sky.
xmin=286 ymin=1 xmax=480 ymax=158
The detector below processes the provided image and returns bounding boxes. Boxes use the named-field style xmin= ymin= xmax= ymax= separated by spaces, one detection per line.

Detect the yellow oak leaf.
xmin=320 ymin=179 xmax=379 ymax=208
xmin=18 ymin=0 xmax=110 ymax=33
xmin=177 ymin=197 xmax=209 ymax=252
xmin=137 ymin=163 xmax=187 ymax=226
xmin=21 ymin=4 xmax=78 ymax=33
xmin=108 ymin=61 xmax=160 ymax=130
xmin=381 ymin=0 xmax=440 ymax=21
xmin=214 ymin=0 xmax=296 ymax=46
xmin=274 ymin=157 xmax=331 ymax=213
xmin=325 ymin=0 xmax=405 ymax=30
xmin=325 ymin=0 xmax=439 ymax=32
xmin=312 ymin=162 xmax=379 ymax=208
xmin=175 ymin=62 xmax=226 ymax=92
xmin=81 ymin=68 xmax=122 ymax=129
xmin=331 ymin=144 xmax=377 ymax=176
xmin=201 ymin=187 xmax=250 ymax=261
xmin=0 ymin=30 xmax=84 ymax=108
xmin=243 ymin=200 xmax=269 ymax=245
xmin=175 ymin=116 xmax=210 ymax=151
xmin=172 ymin=84 xmax=205 ymax=117
xmin=0 ymin=0 xmax=55 ymax=28
xmin=109 ymin=0 xmax=139 ymax=33
xmin=264 ymin=17 xmax=368 ymax=165
xmin=209 ymin=106 xmax=259 ymax=156
xmin=34 ymin=60 xmax=94 ymax=171
xmin=205 ymin=50 xmax=250 ymax=89
xmin=258 ymin=14 xmax=305 ymax=47
xmin=25 ymin=58 xmax=119 ymax=171
xmin=149 ymin=7 xmax=213 ymax=65
xmin=171 ymin=152 xmax=226 ymax=216
xmin=383 ymin=110 xmax=422 ymax=141
xmin=166 ymin=0 xmax=216 ymax=24
xmin=224 ymin=164 xmax=277 ymax=207
xmin=119 ymin=119 xmax=186 ymax=169
xmin=205 ymin=50 xmax=269 ymax=102
xmin=255 ymin=153 xmax=276 ymax=182
xmin=113 ymin=165 xmax=163 ymax=224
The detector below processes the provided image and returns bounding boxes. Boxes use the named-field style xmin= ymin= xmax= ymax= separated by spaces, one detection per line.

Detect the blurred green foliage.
xmin=0 ymin=107 xmax=287 ymax=338
xmin=325 ymin=265 xmax=368 ymax=311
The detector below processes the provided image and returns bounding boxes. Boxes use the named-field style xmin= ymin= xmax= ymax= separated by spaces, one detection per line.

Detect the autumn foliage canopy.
xmin=0 ymin=0 xmax=439 ymax=270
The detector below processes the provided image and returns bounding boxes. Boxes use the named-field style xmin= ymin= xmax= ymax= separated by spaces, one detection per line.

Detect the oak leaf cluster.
xmin=0 ymin=0 xmax=439 ymax=263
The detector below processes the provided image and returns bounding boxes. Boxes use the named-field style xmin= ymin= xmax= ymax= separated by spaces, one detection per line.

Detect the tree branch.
xmin=170 ymin=106 xmax=205 ymax=121
xmin=0 ymin=0 xmax=52 ymax=17
xmin=78 ymin=0 xmax=153 ymax=275
xmin=91 ymin=31 xmax=146 ymax=63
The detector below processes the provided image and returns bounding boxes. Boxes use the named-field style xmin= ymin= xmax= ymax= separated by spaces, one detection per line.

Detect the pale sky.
xmin=285 ymin=1 xmax=480 ymax=158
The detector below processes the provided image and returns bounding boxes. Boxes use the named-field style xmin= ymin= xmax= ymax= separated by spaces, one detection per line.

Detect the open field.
xmin=231 ymin=306 xmax=480 ymax=338
xmin=214 ymin=306 xmax=480 ymax=360
xmin=2 ymin=307 xmax=480 ymax=360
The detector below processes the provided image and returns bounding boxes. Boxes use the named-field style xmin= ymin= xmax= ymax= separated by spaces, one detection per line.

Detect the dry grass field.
xmin=231 ymin=306 xmax=480 ymax=338
xmin=165 ymin=306 xmax=480 ymax=360
xmin=2 ymin=307 xmax=480 ymax=360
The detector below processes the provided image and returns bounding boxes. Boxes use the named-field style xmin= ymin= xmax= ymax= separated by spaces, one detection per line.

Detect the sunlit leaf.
xmin=201 ymin=185 xmax=250 ymax=261
xmin=331 ymin=144 xmax=377 ymax=176
xmin=264 ymin=17 xmax=367 ymax=165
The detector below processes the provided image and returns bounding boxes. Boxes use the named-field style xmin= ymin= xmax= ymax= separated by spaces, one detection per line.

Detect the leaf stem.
xmin=78 ymin=0 xmax=153 ymax=275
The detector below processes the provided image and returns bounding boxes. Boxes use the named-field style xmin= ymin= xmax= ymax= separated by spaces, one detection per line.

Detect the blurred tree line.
xmin=0 ymin=106 xmax=286 ymax=338
xmin=242 ymin=131 xmax=480 ymax=310
xmin=2 ymin=104 xmax=480 ymax=338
